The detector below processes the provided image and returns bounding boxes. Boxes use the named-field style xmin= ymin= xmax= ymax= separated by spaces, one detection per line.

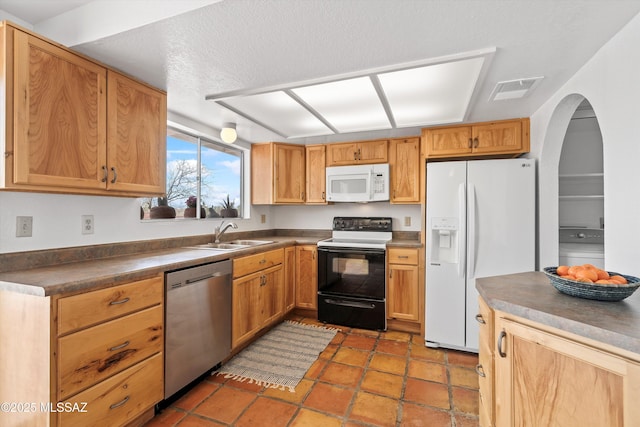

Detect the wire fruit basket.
xmin=543 ymin=267 xmax=640 ymax=302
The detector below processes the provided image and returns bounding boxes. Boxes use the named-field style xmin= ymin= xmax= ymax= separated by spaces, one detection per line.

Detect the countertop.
xmin=476 ymin=271 xmax=640 ymax=355
xmin=0 ymin=234 xmax=421 ymax=297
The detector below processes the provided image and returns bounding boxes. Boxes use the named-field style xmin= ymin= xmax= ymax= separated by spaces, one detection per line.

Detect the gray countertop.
xmin=476 ymin=271 xmax=640 ymax=355
xmin=0 ymin=235 xmax=420 ymax=297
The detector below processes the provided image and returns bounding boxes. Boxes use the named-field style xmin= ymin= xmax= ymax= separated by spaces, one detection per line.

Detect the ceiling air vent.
xmin=489 ymin=77 xmax=543 ymax=101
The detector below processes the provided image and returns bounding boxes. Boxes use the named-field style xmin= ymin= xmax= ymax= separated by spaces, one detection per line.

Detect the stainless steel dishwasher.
xmin=164 ymin=260 xmax=232 ymax=399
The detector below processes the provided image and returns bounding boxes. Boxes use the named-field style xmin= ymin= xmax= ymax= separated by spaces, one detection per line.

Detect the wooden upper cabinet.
xmin=422 ymin=118 xmax=529 ymax=159
xmin=12 ymin=30 xmax=107 ymax=190
xmin=422 ymin=126 xmax=472 ymax=158
xmin=1 ymin=23 xmax=166 ymax=197
xmin=389 ymin=137 xmax=421 ymax=203
xmin=251 ymin=142 xmax=305 ymax=204
xmin=305 ymin=144 xmax=326 ymax=204
xmin=106 ymin=71 xmax=166 ymax=195
xmin=326 ymin=139 xmax=388 ymax=166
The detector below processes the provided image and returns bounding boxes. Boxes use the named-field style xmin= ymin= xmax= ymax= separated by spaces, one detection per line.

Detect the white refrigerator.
xmin=425 ymin=158 xmax=535 ymax=352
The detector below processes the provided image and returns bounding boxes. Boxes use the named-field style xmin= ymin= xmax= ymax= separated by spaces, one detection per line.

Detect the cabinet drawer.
xmin=58 ymin=275 xmax=163 ymax=335
xmin=233 ymin=248 xmax=284 ymax=278
xmin=58 ymin=352 xmax=163 ymax=427
xmin=58 ymin=305 xmax=163 ymax=400
xmin=388 ymin=248 xmax=418 ymax=265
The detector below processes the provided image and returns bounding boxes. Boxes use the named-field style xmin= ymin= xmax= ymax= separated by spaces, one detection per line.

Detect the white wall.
xmin=532 ymin=12 xmax=640 ymax=275
xmin=272 ymin=203 xmax=421 ymax=231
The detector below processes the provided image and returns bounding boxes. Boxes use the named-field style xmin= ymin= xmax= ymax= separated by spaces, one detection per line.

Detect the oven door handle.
xmin=317 ymin=247 xmax=386 ymax=255
xmin=323 ymin=298 xmax=376 ymax=309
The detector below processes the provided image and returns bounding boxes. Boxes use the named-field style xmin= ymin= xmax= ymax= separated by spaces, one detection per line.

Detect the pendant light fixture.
xmin=220 ymin=122 xmax=237 ymax=143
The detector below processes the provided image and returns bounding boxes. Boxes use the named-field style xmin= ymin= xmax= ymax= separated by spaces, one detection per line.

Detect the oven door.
xmin=317 ymin=246 xmax=386 ymax=300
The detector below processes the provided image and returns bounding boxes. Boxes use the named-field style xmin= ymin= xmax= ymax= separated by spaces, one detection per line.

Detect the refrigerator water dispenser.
xmin=430 ymin=217 xmax=459 ymax=264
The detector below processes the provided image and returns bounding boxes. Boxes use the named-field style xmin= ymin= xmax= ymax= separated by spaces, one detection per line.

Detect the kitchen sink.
xmin=228 ymin=239 xmax=273 ymax=246
xmin=184 ymin=240 xmax=273 ymax=251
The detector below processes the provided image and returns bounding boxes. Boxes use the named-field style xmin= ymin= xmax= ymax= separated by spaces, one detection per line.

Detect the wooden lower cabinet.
xmin=59 ymin=353 xmax=163 ymax=427
xmin=54 ymin=275 xmax=164 ymax=427
xmin=295 ymin=245 xmax=318 ymax=310
xmin=477 ymin=297 xmax=494 ymax=427
xmin=387 ymin=248 xmax=419 ymax=322
xmin=284 ymin=246 xmax=296 ymax=312
xmin=232 ymin=249 xmax=285 ymax=349
xmin=482 ymin=300 xmax=640 ymax=427
xmin=0 ymin=274 xmax=165 ymax=427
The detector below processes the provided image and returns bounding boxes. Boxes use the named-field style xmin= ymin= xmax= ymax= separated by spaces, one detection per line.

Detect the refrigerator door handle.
xmin=458 ymin=182 xmax=466 ymax=278
xmin=467 ymin=183 xmax=476 ymax=278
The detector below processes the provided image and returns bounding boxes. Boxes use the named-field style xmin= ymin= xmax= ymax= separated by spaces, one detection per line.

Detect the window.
xmin=140 ymin=126 xmax=244 ymax=220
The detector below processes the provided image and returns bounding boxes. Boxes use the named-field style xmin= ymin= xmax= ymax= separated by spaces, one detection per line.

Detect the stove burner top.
xmin=317 ymin=217 xmax=393 ymax=250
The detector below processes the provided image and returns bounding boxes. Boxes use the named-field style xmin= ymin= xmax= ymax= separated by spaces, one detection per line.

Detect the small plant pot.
xmin=220 ymin=208 xmax=238 ymax=218
xmin=150 ymin=206 xmax=176 ymax=219
xmin=184 ymin=207 xmax=207 ymax=218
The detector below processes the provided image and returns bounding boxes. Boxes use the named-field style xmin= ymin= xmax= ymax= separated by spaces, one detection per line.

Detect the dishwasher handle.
xmin=185 ymin=271 xmax=225 ymax=284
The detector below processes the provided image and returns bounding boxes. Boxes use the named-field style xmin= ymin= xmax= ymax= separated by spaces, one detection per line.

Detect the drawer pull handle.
xmin=475 ymin=314 xmax=486 ymax=324
xmin=259 ymin=259 xmax=267 ymax=264
xmin=398 ymin=255 xmax=409 ymax=259
xmin=110 ymin=166 xmax=118 ymax=184
xmin=475 ymin=363 xmax=486 ymax=378
xmin=109 ymin=395 xmax=130 ymax=410
xmin=109 ymin=341 xmax=130 ymax=352
xmin=497 ymin=330 xmax=507 ymax=358
xmin=101 ymin=165 xmax=108 ymax=182
xmin=109 ymin=297 xmax=130 ymax=306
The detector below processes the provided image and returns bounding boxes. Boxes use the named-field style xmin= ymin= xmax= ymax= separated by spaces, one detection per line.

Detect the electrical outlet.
xmin=82 ymin=215 xmax=94 ymax=235
xmin=404 ymin=216 xmax=411 ymax=226
xmin=16 ymin=216 xmax=33 ymax=237
xmin=261 ymin=214 xmax=266 ymax=224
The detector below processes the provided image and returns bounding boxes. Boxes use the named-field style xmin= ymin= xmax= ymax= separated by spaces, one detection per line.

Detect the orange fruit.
xmin=575 ymin=268 xmax=598 ymax=282
xmin=576 ymin=277 xmax=593 ymax=283
xmin=595 ymin=269 xmax=610 ymax=280
xmin=596 ymin=279 xmax=613 ymax=285
xmin=561 ymin=274 xmax=576 ymax=280
xmin=568 ymin=265 xmax=584 ymax=276
xmin=556 ymin=265 xmax=569 ymax=276
xmin=610 ymin=275 xmax=628 ymax=284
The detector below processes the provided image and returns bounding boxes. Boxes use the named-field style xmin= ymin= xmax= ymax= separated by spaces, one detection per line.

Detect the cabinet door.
xmin=106 ymin=71 xmax=166 ymax=194
xmin=232 ymin=273 xmax=263 ymax=348
xmin=357 ymin=140 xmax=388 ymax=164
xmin=389 ymin=138 xmax=420 ymax=203
xmin=326 ymin=142 xmax=358 ymax=166
xmin=472 ymin=121 xmax=523 ymax=155
xmin=250 ymin=143 xmax=274 ymax=205
xmin=13 ymin=31 xmax=107 ymax=189
xmin=306 ymin=145 xmax=326 ymax=204
xmin=284 ymin=246 xmax=296 ymax=312
xmin=275 ymin=144 xmax=305 ymax=203
xmin=387 ymin=263 xmax=419 ymax=321
xmin=261 ymin=265 xmax=284 ymax=326
xmin=295 ymin=245 xmax=318 ymax=309
xmin=477 ymin=297 xmax=494 ymax=427
xmin=494 ymin=317 xmax=640 ymax=427
xmin=422 ymin=126 xmax=472 ymax=158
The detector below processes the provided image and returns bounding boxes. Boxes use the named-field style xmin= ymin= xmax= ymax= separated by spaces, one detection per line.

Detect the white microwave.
xmin=325 ymin=163 xmax=389 ymax=202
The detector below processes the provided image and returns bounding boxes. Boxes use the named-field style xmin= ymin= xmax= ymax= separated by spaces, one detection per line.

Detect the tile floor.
xmin=145 ymin=316 xmax=480 ymax=427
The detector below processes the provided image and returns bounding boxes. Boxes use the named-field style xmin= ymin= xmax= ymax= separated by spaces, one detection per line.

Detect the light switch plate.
xmin=16 ymin=216 xmax=33 ymax=237
xmin=404 ymin=216 xmax=411 ymax=226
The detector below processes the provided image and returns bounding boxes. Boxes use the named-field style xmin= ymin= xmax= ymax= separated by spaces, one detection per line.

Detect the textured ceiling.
xmin=2 ymin=0 xmax=640 ymax=144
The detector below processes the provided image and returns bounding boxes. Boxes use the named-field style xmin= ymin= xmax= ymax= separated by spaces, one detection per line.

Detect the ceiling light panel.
xmin=378 ymin=57 xmax=485 ymax=126
xmin=292 ymin=77 xmax=391 ymax=133
xmin=222 ymin=91 xmax=332 ymax=138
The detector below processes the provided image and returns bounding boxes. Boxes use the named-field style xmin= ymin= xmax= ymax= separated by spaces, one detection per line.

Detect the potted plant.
xmin=184 ymin=196 xmax=206 ymax=218
xmin=220 ymin=194 xmax=238 ymax=218
xmin=150 ymin=197 xmax=176 ymax=219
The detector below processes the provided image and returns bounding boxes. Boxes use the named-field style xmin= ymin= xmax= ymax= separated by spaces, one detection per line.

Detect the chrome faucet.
xmin=214 ymin=220 xmax=238 ymax=243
